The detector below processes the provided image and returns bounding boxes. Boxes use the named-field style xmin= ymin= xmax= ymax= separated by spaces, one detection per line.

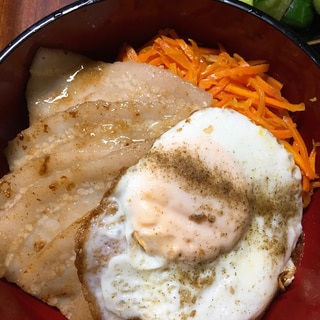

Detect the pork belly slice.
xmin=0 ymin=50 xmax=212 ymax=320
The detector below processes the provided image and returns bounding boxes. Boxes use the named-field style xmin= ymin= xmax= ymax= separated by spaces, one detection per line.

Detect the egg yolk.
xmin=119 ymin=130 xmax=252 ymax=263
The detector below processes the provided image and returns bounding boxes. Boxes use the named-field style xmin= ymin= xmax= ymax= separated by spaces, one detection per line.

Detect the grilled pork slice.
xmin=26 ymin=48 xmax=211 ymax=124
xmin=0 ymin=51 xmax=212 ymax=320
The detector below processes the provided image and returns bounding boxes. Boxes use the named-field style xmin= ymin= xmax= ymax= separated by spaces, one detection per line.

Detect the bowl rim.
xmin=0 ymin=0 xmax=319 ymax=67
xmin=0 ymin=0 xmax=102 ymax=63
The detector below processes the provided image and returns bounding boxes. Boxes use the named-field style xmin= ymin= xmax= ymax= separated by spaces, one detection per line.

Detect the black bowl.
xmin=1 ymin=0 xmax=320 ymax=319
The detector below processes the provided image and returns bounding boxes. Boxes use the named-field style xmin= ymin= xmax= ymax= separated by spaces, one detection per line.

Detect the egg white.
xmin=83 ymin=107 xmax=302 ymax=320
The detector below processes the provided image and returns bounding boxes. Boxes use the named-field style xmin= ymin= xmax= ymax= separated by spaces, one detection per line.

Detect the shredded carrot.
xmin=119 ymin=28 xmax=319 ymax=207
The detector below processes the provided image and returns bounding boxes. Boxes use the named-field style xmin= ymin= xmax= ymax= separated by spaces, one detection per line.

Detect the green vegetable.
xmin=251 ymin=0 xmax=317 ymax=30
xmin=239 ymin=0 xmax=254 ymax=5
xmin=253 ymin=0 xmax=292 ymax=20
xmin=313 ymin=0 xmax=320 ymax=14
xmin=281 ymin=0 xmax=315 ymax=29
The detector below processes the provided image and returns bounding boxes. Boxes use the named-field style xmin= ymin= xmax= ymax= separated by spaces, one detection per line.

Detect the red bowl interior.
xmin=1 ymin=0 xmax=320 ymax=319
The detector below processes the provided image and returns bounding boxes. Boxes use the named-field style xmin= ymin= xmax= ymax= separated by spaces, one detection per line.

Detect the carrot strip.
xmin=214 ymin=64 xmax=270 ymax=79
xmin=254 ymin=75 xmax=282 ymax=99
xmin=224 ymin=83 xmax=305 ymax=112
xmin=269 ymin=129 xmax=292 ymax=140
xmin=119 ymin=29 xmax=319 ymax=206
xmin=310 ymin=141 xmax=320 ymax=174
xmin=247 ymin=77 xmax=265 ymax=118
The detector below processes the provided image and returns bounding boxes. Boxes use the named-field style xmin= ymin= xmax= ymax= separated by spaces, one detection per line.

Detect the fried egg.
xmin=76 ymin=107 xmax=303 ymax=320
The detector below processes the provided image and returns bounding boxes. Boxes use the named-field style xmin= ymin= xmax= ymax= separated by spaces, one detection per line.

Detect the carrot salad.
xmin=119 ymin=28 xmax=319 ymax=207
